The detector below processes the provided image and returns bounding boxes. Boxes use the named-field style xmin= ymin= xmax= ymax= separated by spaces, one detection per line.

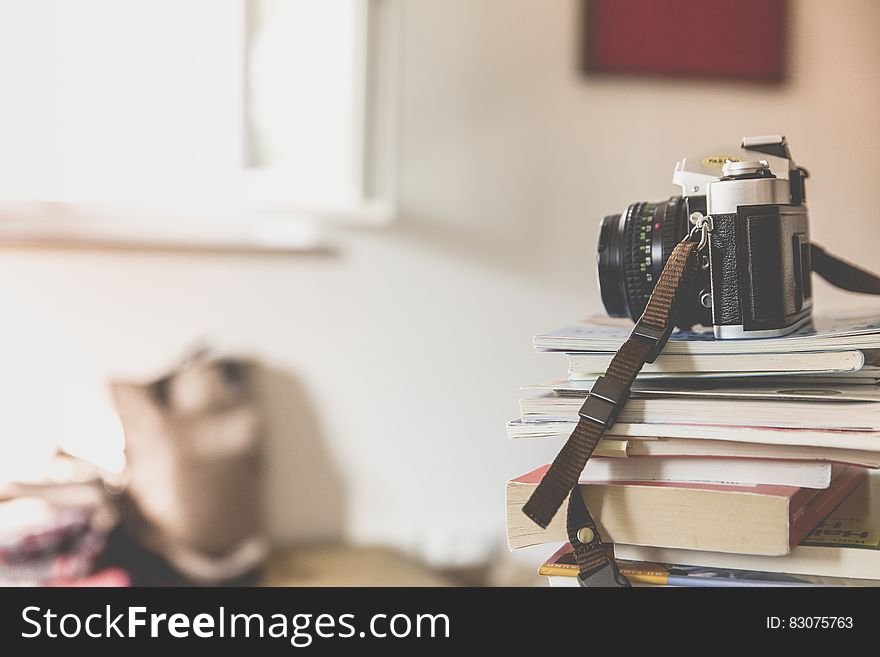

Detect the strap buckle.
xmin=577 ymin=562 xmax=632 ymax=588
xmin=578 ymin=376 xmax=630 ymax=429
xmin=629 ymin=316 xmax=674 ymax=364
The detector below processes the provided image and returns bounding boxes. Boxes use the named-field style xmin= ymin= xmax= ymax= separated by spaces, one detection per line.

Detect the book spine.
xmin=788 ymin=467 xmax=865 ymax=547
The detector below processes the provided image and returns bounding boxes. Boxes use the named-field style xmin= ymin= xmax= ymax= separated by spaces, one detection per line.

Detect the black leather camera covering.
xmin=709 ymin=205 xmax=811 ymax=332
xmin=708 ymin=213 xmax=742 ymax=326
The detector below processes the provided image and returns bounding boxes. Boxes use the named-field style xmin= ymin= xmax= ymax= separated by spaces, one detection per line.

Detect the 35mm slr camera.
xmin=597 ymin=135 xmax=812 ymax=339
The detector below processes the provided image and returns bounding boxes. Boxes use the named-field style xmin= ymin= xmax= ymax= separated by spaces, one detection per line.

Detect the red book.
xmin=506 ymin=464 xmax=865 ymax=554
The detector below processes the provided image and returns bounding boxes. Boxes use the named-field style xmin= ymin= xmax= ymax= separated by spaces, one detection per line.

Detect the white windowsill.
xmin=0 ymin=200 xmax=395 ymax=252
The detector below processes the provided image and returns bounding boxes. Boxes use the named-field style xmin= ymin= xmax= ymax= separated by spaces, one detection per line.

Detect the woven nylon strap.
xmin=522 ymin=240 xmax=698 ymax=586
xmin=811 ymin=244 xmax=880 ymax=295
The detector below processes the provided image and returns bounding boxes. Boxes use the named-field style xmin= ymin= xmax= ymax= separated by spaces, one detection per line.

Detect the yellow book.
xmin=539 ymin=543 xmax=879 ymax=587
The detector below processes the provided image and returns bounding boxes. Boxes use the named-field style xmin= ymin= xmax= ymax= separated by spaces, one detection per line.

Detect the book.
xmin=505 ymin=423 xmax=880 ymax=468
xmin=533 ymin=313 xmax=880 ymax=355
xmin=580 ymin=456 xmax=832 ymax=489
xmin=528 ymin=379 xmax=880 ymax=402
xmin=613 ymin=474 xmax=880 ymax=580
xmin=506 ymin=464 xmax=864 ymax=554
xmin=519 ymin=395 xmax=880 ymax=431
xmin=507 ymin=417 xmax=880 ymax=452
xmin=538 ymin=543 xmax=877 ymax=587
xmin=568 ymin=350 xmax=866 ymax=378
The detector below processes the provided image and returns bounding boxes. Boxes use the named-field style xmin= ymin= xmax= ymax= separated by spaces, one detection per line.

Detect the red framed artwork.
xmin=581 ymin=0 xmax=787 ymax=82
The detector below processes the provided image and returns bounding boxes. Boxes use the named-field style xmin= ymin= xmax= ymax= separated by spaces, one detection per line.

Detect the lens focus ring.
xmin=597 ymin=197 xmax=689 ymax=322
xmin=623 ymin=203 xmax=653 ymax=315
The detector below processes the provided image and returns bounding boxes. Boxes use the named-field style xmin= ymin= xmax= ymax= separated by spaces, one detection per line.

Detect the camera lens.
xmin=597 ymin=196 xmax=689 ymax=321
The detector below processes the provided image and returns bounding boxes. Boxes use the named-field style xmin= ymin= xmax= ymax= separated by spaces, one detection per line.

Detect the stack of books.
xmin=506 ymin=314 xmax=880 ymax=586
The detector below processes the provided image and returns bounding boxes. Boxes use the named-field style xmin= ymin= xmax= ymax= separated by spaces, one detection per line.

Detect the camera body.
xmin=598 ymin=135 xmax=812 ymax=339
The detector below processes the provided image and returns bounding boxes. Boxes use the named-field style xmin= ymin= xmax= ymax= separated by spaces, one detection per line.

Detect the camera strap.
xmin=811 ymin=244 xmax=880 ymax=295
xmin=522 ymin=237 xmax=701 ymax=587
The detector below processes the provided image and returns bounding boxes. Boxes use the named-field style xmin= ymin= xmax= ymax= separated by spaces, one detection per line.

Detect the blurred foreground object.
xmin=0 ymin=456 xmax=123 ymax=586
xmin=112 ymin=354 xmax=267 ymax=584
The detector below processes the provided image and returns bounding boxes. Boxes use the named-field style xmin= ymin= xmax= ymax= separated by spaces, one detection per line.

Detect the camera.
xmin=597 ymin=135 xmax=812 ymax=339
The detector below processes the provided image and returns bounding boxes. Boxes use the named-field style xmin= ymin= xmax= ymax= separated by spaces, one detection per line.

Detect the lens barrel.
xmin=597 ymin=196 xmax=690 ymax=322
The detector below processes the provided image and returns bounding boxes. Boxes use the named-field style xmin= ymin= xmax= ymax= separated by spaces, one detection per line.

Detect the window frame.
xmin=0 ymin=0 xmax=399 ymax=251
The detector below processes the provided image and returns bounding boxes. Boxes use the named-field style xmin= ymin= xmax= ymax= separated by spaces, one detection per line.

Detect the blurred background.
xmin=0 ymin=0 xmax=878 ymax=586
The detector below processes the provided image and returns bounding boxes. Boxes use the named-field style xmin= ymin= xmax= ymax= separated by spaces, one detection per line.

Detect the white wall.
xmin=1 ymin=0 xmax=879 ymax=565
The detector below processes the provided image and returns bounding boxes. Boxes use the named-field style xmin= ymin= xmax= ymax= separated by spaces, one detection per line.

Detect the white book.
xmin=519 ymin=395 xmax=880 ymax=431
xmin=567 ymin=350 xmax=866 ymax=378
xmin=506 ymin=417 xmax=880 ymax=455
xmin=547 ymin=576 xmax=579 ymax=587
xmin=534 ymin=313 xmax=880 ymax=355
xmin=525 ymin=379 xmax=880 ymax=402
xmin=582 ymin=456 xmax=831 ymax=488
xmin=505 ymin=421 xmax=880 ymax=468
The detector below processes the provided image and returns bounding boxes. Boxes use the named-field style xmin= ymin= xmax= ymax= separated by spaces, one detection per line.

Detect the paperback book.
xmin=506 ymin=464 xmax=864 ymax=554
xmin=612 ymin=474 xmax=880 ymax=580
